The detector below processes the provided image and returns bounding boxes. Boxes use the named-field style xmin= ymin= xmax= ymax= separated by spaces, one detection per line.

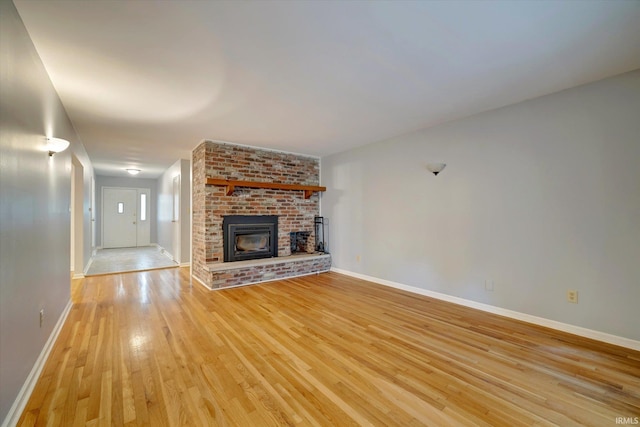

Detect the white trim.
xmin=2 ymin=300 xmax=73 ymax=427
xmin=155 ymin=245 xmax=188 ymax=267
xmin=189 ymin=152 xmax=193 ymax=295
xmin=199 ymin=139 xmax=321 ymax=159
xmin=191 ymin=273 xmax=212 ymax=290
xmin=155 ymin=244 xmax=176 ymax=263
xmin=72 ymin=273 xmax=85 ymax=279
xmin=331 ymin=267 xmax=640 ymax=351
xmin=83 ymin=255 xmax=94 ymax=276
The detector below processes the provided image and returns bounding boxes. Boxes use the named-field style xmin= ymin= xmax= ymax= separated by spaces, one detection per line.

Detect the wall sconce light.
xmin=46 ymin=137 xmax=70 ymax=156
xmin=426 ymin=163 xmax=446 ymax=176
xmin=126 ymin=168 xmax=141 ymax=176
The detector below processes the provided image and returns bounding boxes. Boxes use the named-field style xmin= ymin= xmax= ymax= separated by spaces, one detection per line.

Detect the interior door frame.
xmin=172 ymin=175 xmax=181 ymax=263
xmin=71 ymin=155 xmax=84 ymax=276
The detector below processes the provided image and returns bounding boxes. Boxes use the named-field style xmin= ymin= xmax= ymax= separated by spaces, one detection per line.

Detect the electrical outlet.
xmin=567 ymin=290 xmax=578 ymax=304
xmin=485 ymin=280 xmax=494 ymax=291
xmin=39 ymin=309 xmax=44 ymax=327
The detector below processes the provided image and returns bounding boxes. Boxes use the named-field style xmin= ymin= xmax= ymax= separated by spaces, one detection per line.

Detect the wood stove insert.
xmin=222 ymin=215 xmax=278 ymax=262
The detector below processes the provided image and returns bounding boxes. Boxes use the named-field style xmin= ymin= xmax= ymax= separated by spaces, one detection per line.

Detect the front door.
xmin=103 ymin=188 xmax=137 ymax=248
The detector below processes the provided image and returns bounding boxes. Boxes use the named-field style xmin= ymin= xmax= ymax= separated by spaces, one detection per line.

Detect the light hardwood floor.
xmin=18 ymin=269 xmax=640 ymax=426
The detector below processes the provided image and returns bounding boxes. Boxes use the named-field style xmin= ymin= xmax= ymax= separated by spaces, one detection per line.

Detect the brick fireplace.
xmin=192 ymin=141 xmax=331 ymax=289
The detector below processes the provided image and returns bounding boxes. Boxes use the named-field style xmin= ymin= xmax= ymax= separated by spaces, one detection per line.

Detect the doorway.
xmin=172 ymin=175 xmax=181 ymax=263
xmin=70 ymin=156 xmax=84 ymax=277
xmin=102 ymin=187 xmax=150 ymax=248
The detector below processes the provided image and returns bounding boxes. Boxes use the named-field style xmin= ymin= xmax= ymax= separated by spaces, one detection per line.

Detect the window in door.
xmin=140 ymin=193 xmax=147 ymax=221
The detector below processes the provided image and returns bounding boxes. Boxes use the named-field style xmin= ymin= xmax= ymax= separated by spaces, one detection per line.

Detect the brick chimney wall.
xmin=192 ymin=141 xmax=321 ymax=287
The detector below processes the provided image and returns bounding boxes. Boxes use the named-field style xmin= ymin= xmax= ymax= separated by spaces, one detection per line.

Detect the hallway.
xmin=85 ymin=246 xmax=178 ymax=276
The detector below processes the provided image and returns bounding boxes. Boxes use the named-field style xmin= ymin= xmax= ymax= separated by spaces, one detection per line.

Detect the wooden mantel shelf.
xmin=207 ymin=178 xmax=326 ymax=199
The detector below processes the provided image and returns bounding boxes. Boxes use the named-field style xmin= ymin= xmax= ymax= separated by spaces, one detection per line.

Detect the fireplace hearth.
xmin=223 ymin=215 xmax=278 ymax=262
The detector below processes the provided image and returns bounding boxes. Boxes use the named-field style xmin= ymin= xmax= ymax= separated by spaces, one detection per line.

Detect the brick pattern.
xmin=192 ymin=141 xmax=326 ymax=288
xmin=191 ymin=142 xmax=210 ymax=285
xmin=208 ymin=257 xmax=332 ymax=289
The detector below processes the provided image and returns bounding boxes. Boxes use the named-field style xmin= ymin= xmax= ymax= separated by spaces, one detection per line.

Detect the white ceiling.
xmin=14 ymin=0 xmax=640 ymax=178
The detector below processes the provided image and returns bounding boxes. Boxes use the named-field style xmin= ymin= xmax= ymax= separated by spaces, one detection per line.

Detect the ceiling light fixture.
xmin=126 ymin=168 xmax=141 ymax=176
xmin=46 ymin=137 xmax=70 ymax=156
xmin=426 ymin=163 xmax=446 ymax=176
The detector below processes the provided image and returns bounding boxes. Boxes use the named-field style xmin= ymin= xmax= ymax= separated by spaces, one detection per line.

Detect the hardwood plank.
xmin=17 ymin=269 xmax=640 ymax=426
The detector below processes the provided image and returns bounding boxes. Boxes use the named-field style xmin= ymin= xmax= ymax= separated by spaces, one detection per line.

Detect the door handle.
xmin=133 ymin=221 xmax=136 ymax=224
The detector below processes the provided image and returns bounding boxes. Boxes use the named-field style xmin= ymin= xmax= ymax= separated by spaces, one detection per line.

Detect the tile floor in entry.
xmin=86 ymin=246 xmax=178 ymax=276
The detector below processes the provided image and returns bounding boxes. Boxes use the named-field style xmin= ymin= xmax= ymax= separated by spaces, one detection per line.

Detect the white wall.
xmin=157 ymin=159 xmax=191 ymax=264
xmin=321 ymin=70 xmax=640 ymax=341
xmin=0 ymin=0 xmax=93 ymax=420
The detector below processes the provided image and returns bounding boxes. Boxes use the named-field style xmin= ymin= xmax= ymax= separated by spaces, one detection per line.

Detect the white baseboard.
xmin=155 ymin=245 xmax=190 ymax=267
xmin=191 ymin=273 xmax=212 ymax=290
xmin=2 ymin=300 xmax=73 ymax=427
xmin=83 ymin=256 xmax=94 ymax=276
xmin=155 ymin=244 xmax=178 ymax=263
xmin=71 ymin=267 xmax=85 ymax=279
xmin=331 ymin=268 xmax=640 ymax=351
